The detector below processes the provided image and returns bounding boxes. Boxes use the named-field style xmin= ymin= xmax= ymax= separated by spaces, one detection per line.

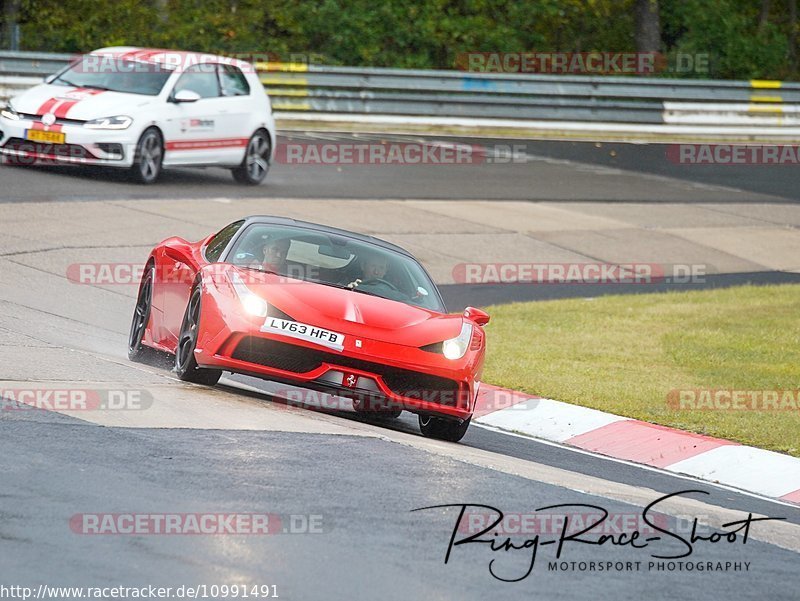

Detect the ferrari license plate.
xmin=26 ymin=129 xmax=66 ymax=144
xmin=260 ymin=317 xmax=345 ymax=352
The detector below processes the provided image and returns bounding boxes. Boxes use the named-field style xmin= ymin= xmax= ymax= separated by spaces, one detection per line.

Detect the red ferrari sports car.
xmin=128 ymin=216 xmax=489 ymax=441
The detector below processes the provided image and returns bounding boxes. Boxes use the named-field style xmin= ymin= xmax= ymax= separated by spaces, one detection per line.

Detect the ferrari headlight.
xmin=228 ymin=271 xmax=268 ymax=318
xmin=0 ymin=105 xmax=21 ymax=121
xmin=241 ymin=295 xmax=268 ymax=317
xmin=442 ymin=322 xmax=473 ymax=360
xmin=84 ymin=115 xmax=133 ymax=130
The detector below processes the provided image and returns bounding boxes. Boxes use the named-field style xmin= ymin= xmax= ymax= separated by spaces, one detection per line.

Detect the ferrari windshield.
xmin=226 ymin=223 xmax=445 ymax=312
xmin=52 ymin=56 xmax=173 ymax=96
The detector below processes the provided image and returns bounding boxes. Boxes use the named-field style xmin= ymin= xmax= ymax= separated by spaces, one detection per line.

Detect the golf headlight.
xmin=84 ymin=115 xmax=133 ymax=130
xmin=228 ymin=272 xmax=268 ymax=318
xmin=1 ymin=105 xmax=21 ymax=121
xmin=442 ymin=322 xmax=473 ymax=360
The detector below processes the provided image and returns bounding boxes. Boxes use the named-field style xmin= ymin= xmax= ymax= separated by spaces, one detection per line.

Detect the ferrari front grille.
xmin=233 ymin=336 xmax=320 ymax=373
xmin=231 ymin=337 xmax=464 ymax=406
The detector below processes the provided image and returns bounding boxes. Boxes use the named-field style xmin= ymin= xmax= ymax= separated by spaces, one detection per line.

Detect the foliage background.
xmin=3 ymin=0 xmax=799 ymax=80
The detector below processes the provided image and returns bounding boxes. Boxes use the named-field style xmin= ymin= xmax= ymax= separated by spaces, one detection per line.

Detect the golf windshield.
xmin=227 ymin=224 xmax=445 ymax=312
xmin=52 ymin=56 xmax=173 ymax=96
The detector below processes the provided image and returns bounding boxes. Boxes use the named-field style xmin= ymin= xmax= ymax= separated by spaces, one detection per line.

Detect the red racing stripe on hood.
xmin=52 ymin=89 xmax=105 ymax=118
xmin=29 ymin=122 xmax=63 ymax=132
xmin=36 ymin=96 xmax=61 ymax=115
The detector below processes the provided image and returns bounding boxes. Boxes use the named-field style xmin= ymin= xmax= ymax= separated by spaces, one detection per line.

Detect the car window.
xmin=52 ymin=57 xmax=173 ymax=96
xmin=205 ymin=220 xmax=245 ymax=262
xmin=173 ymin=63 xmax=220 ymax=98
xmin=286 ymin=239 xmax=353 ymax=269
xmin=227 ymin=224 xmax=445 ymax=312
xmin=219 ymin=64 xmax=250 ymax=96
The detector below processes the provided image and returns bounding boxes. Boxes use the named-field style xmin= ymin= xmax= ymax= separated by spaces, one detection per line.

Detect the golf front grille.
xmin=3 ymin=137 xmax=97 ymax=159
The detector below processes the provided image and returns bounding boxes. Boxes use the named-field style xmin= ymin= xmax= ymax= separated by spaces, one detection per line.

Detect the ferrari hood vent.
xmin=420 ymin=341 xmax=444 ymax=354
xmin=267 ymin=304 xmax=294 ymax=321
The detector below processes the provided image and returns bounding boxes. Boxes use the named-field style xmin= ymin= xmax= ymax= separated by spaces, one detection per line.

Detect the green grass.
xmin=483 ymin=284 xmax=800 ymax=456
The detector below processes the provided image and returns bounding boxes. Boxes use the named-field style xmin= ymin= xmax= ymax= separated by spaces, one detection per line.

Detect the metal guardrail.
xmin=1 ymin=50 xmax=799 ymax=126
xmin=0 ymin=50 xmax=74 ymax=76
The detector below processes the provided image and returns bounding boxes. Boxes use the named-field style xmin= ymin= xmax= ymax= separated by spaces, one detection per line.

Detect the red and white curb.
xmin=473 ymin=384 xmax=800 ymax=506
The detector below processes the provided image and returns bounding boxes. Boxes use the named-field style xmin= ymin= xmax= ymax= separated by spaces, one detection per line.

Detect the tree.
xmin=789 ymin=0 xmax=798 ymax=72
xmin=3 ymin=0 xmax=21 ymax=49
xmin=758 ymin=0 xmax=771 ymax=32
xmin=635 ymin=0 xmax=661 ymax=53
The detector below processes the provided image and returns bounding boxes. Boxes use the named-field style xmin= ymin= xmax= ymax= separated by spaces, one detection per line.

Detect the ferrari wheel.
xmin=130 ymin=127 xmax=163 ymax=184
xmin=128 ymin=265 xmax=154 ymax=361
xmin=232 ymin=130 xmax=270 ymax=185
xmin=418 ymin=414 xmax=471 ymax=442
xmin=175 ymin=287 xmax=222 ymax=385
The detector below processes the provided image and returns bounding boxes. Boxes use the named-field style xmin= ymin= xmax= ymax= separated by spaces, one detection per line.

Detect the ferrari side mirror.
xmin=464 ymin=306 xmax=490 ymax=326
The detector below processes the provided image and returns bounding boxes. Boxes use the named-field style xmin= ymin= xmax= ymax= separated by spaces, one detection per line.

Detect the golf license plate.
xmin=26 ymin=129 xmax=66 ymax=144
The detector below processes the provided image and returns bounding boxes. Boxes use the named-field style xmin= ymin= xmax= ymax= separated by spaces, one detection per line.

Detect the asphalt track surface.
xmin=5 ymin=131 xmax=800 ymax=309
xmin=1 ymin=132 xmax=799 ymax=600
xmin=3 ymin=132 xmax=800 ymax=204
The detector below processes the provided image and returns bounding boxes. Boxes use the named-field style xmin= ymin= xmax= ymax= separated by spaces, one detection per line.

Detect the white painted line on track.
xmin=669 ymin=446 xmax=800 ymax=499
xmin=476 ymin=397 xmax=629 ymax=442
xmin=473 ymin=421 xmax=800 ymax=511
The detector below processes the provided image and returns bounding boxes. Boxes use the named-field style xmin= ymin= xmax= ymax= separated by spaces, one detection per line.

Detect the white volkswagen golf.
xmin=0 ymin=47 xmax=276 ymax=184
